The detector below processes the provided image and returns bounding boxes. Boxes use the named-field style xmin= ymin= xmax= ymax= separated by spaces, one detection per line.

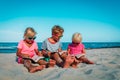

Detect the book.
xmin=32 ymin=55 xmax=44 ymax=62
xmin=75 ymin=54 xmax=85 ymax=58
xmin=23 ymin=55 xmax=44 ymax=63
xmin=58 ymin=51 xmax=67 ymax=55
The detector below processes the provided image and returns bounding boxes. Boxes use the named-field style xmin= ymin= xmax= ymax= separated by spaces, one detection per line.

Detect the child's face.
xmin=26 ymin=36 xmax=36 ymax=44
xmin=72 ymin=37 xmax=81 ymax=46
xmin=72 ymin=41 xmax=80 ymax=46
xmin=52 ymin=33 xmax=63 ymax=42
xmin=24 ymin=31 xmax=36 ymax=44
xmin=73 ymin=42 xmax=79 ymax=44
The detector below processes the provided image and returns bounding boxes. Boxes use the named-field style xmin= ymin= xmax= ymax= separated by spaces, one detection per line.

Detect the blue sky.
xmin=0 ymin=0 xmax=120 ymax=42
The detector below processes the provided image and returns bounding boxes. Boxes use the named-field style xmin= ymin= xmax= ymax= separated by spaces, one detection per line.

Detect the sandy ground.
xmin=0 ymin=48 xmax=120 ymax=80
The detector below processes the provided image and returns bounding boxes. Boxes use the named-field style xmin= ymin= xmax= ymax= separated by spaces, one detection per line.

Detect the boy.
xmin=41 ymin=25 xmax=67 ymax=67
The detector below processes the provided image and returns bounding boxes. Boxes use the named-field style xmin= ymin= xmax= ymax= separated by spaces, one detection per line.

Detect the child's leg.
xmin=71 ymin=62 xmax=78 ymax=68
xmin=37 ymin=59 xmax=48 ymax=68
xmin=38 ymin=59 xmax=56 ymax=68
xmin=51 ymin=53 xmax=63 ymax=67
xmin=71 ymin=58 xmax=79 ymax=68
xmin=61 ymin=52 xmax=68 ymax=61
xmin=48 ymin=59 xmax=56 ymax=67
xmin=63 ymin=56 xmax=74 ymax=68
xmin=38 ymin=59 xmax=48 ymax=65
xmin=79 ymin=56 xmax=94 ymax=64
xmin=24 ymin=59 xmax=44 ymax=73
xmin=29 ymin=66 xmax=44 ymax=73
xmin=63 ymin=62 xmax=70 ymax=68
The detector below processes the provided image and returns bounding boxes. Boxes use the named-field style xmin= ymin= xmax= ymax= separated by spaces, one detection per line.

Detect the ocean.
xmin=0 ymin=42 xmax=120 ymax=53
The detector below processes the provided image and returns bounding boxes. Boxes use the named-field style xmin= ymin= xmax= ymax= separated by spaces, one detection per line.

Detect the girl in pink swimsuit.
xmin=64 ymin=32 xmax=94 ymax=68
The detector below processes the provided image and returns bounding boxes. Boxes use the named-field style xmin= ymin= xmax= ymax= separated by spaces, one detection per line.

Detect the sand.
xmin=0 ymin=48 xmax=120 ymax=80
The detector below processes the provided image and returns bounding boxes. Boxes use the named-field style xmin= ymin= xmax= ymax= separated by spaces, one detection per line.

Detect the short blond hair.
xmin=52 ymin=25 xmax=64 ymax=35
xmin=72 ymin=32 xmax=82 ymax=43
xmin=24 ymin=27 xmax=37 ymax=38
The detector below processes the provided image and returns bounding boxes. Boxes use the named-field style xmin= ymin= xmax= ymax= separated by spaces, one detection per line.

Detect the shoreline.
xmin=0 ymin=48 xmax=120 ymax=80
xmin=0 ymin=47 xmax=120 ymax=54
xmin=86 ymin=47 xmax=120 ymax=50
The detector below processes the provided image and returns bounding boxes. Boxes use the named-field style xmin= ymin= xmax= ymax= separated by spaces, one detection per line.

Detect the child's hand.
xmin=42 ymin=50 xmax=51 ymax=57
xmin=22 ymin=54 xmax=30 ymax=58
xmin=74 ymin=58 xmax=79 ymax=63
xmin=47 ymin=51 xmax=51 ymax=57
xmin=42 ymin=50 xmax=47 ymax=56
xmin=71 ymin=56 xmax=75 ymax=59
xmin=42 ymin=50 xmax=47 ymax=54
xmin=67 ymin=53 xmax=71 ymax=57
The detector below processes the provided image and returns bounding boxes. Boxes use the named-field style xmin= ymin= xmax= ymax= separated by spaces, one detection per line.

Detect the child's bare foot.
xmin=63 ymin=63 xmax=70 ymax=68
xmin=82 ymin=58 xmax=94 ymax=64
xmin=48 ymin=59 xmax=56 ymax=67
xmin=88 ymin=61 xmax=94 ymax=64
xmin=63 ymin=56 xmax=75 ymax=68
xmin=71 ymin=64 xmax=78 ymax=68
xmin=29 ymin=65 xmax=44 ymax=73
xmin=71 ymin=60 xmax=78 ymax=68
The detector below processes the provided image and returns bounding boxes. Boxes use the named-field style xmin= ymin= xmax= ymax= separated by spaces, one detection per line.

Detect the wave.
xmin=0 ymin=46 xmax=16 ymax=50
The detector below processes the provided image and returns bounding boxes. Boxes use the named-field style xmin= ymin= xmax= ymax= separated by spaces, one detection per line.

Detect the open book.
xmin=58 ymin=51 xmax=67 ymax=55
xmin=75 ymin=54 xmax=85 ymax=58
xmin=32 ymin=55 xmax=44 ymax=62
xmin=23 ymin=55 xmax=44 ymax=63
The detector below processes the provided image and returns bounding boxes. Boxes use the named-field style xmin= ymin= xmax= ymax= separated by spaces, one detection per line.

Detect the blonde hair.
xmin=24 ymin=27 xmax=37 ymax=38
xmin=52 ymin=25 xmax=64 ymax=35
xmin=72 ymin=32 xmax=82 ymax=43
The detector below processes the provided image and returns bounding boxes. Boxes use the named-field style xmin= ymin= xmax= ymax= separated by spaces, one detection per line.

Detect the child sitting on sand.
xmin=64 ymin=32 xmax=94 ymax=68
xmin=16 ymin=27 xmax=50 ymax=73
xmin=41 ymin=25 xmax=67 ymax=67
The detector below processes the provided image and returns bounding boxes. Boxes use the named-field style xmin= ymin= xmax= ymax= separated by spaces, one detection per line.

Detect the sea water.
xmin=0 ymin=42 xmax=120 ymax=53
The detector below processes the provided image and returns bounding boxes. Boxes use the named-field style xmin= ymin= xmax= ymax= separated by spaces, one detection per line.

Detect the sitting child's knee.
xmin=48 ymin=59 xmax=56 ymax=67
xmin=65 ymin=58 xmax=74 ymax=64
xmin=49 ymin=59 xmax=56 ymax=64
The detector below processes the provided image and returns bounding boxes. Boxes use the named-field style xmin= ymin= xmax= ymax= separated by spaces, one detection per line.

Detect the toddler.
xmin=64 ymin=32 xmax=94 ymax=68
xmin=16 ymin=27 xmax=47 ymax=73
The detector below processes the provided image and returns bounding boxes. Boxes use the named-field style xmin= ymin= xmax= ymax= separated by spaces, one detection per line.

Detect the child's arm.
xmin=67 ymin=48 xmax=70 ymax=56
xmin=67 ymin=48 xmax=76 ymax=59
xmin=41 ymin=49 xmax=51 ymax=57
xmin=16 ymin=48 xmax=30 ymax=58
xmin=81 ymin=44 xmax=86 ymax=54
xmin=58 ymin=48 xmax=62 ymax=52
xmin=58 ymin=48 xmax=68 ymax=57
xmin=16 ymin=41 xmax=30 ymax=58
xmin=34 ymin=49 xmax=43 ymax=56
xmin=82 ymin=48 xmax=86 ymax=54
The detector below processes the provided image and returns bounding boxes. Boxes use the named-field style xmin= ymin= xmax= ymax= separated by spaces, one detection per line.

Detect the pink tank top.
xmin=68 ymin=43 xmax=84 ymax=56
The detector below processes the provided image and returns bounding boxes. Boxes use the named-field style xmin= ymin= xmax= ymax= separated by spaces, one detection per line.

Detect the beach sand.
xmin=0 ymin=48 xmax=120 ymax=80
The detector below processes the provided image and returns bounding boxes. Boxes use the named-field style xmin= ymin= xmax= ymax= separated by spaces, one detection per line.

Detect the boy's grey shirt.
xmin=41 ymin=39 xmax=62 ymax=52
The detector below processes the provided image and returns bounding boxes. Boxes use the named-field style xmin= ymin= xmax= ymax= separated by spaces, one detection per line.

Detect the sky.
xmin=0 ymin=0 xmax=120 ymax=42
